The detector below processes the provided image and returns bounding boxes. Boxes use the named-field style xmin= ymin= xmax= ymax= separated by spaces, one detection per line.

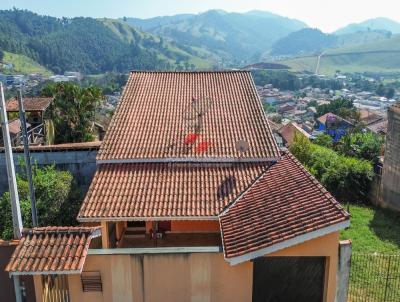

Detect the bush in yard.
xmin=290 ymin=133 xmax=374 ymax=203
xmin=0 ymin=164 xmax=81 ymax=240
xmin=337 ymin=131 xmax=383 ymax=163
xmin=313 ymin=133 xmax=333 ymax=148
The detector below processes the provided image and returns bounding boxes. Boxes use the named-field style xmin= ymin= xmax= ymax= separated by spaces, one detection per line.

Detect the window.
xmin=81 ymin=271 xmax=102 ymax=292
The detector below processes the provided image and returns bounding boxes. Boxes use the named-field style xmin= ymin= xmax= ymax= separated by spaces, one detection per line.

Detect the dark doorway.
xmin=158 ymin=221 xmax=171 ymax=232
xmin=252 ymin=257 xmax=325 ymax=302
xmin=127 ymin=221 xmax=145 ymax=228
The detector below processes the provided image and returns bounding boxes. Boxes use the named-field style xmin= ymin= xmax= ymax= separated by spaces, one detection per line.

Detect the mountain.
xmin=271 ymin=28 xmax=337 ymax=56
xmin=123 ymin=14 xmax=194 ymax=31
xmin=269 ymin=28 xmax=392 ymax=57
xmin=278 ymin=34 xmax=400 ymax=75
xmin=125 ymin=10 xmax=308 ymax=64
xmin=0 ymin=9 xmax=211 ymax=74
xmin=334 ymin=17 xmax=400 ymax=35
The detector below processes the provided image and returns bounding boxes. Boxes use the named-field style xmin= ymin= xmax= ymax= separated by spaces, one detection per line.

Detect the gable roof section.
xmin=219 ymin=153 xmax=349 ymax=265
xmin=6 ymin=97 xmax=53 ymax=112
xmin=5 ymin=227 xmax=101 ymax=275
xmin=78 ymin=162 xmax=270 ymax=221
xmin=279 ymin=122 xmax=310 ymax=146
xmin=97 ymin=71 xmax=279 ymax=162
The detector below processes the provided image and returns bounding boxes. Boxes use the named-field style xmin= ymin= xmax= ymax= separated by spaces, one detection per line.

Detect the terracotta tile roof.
xmin=278 ymin=122 xmax=310 ymax=146
xmin=97 ymin=71 xmax=279 ymax=162
xmin=219 ymin=153 xmax=349 ymax=264
xmin=358 ymin=109 xmax=383 ymax=125
xmin=6 ymin=97 xmax=53 ymax=112
xmin=78 ymin=163 xmax=270 ymax=221
xmin=5 ymin=227 xmax=101 ymax=275
xmin=5 ymin=119 xmax=30 ymax=135
xmin=317 ymin=112 xmax=352 ymax=126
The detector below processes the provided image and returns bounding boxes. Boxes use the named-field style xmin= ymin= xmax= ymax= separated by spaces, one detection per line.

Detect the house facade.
xmin=6 ymin=71 xmax=349 ymax=302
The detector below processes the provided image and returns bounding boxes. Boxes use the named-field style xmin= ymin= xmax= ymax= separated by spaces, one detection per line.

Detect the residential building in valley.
xmin=5 ymin=71 xmax=350 ymax=302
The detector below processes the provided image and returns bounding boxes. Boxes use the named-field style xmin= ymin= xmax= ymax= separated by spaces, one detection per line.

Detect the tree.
xmin=290 ymin=134 xmax=374 ymax=203
xmin=43 ymin=82 xmax=103 ymax=143
xmin=0 ymin=165 xmax=81 ymax=240
xmin=385 ymin=88 xmax=395 ymax=99
xmin=337 ymin=131 xmax=383 ymax=163
xmin=313 ymin=133 xmax=333 ymax=148
xmin=316 ymin=97 xmax=355 ymax=117
xmin=0 ymin=49 xmax=4 ymax=62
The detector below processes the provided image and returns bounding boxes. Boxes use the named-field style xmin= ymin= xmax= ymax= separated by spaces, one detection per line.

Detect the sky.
xmin=1 ymin=0 xmax=399 ymax=32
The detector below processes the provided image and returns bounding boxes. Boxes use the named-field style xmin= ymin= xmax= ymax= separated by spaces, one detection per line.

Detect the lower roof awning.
xmin=5 ymin=226 xmax=101 ymax=276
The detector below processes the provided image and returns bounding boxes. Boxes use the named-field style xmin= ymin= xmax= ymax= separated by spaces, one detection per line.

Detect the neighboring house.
xmin=277 ymin=103 xmax=296 ymax=114
xmin=279 ymin=122 xmax=311 ymax=147
xmin=316 ymin=112 xmax=353 ymax=142
xmin=367 ymin=120 xmax=388 ymax=135
xmin=5 ymin=71 xmax=349 ymax=302
xmin=4 ymin=97 xmax=54 ymax=146
xmin=0 ymin=119 xmax=30 ymax=147
xmin=358 ymin=109 xmax=383 ymax=126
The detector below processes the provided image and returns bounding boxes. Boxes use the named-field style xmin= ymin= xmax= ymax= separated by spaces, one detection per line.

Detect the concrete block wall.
xmin=0 ymin=149 xmax=98 ymax=195
xmin=380 ymin=104 xmax=400 ymax=211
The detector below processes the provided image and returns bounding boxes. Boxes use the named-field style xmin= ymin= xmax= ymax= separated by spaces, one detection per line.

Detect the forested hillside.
xmin=271 ymin=28 xmax=337 ymax=56
xmin=0 ymin=9 xmax=209 ymax=74
xmin=127 ymin=10 xmax=307 ymax=64
xmin=335 ymin=17 xmax=400 ymax=35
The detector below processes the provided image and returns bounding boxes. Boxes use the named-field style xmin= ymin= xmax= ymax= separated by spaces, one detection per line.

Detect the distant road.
xmin=315 ymin=50 xmax=327 ymax=75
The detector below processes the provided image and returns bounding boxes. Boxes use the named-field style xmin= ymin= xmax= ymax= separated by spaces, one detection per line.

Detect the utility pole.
xmin=18 ymin=90 xmax=38 ymax=226
xmin=0 ymin=82 xmax=23 ymax=302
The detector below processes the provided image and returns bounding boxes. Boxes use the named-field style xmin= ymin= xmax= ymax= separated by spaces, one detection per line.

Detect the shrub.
xmin=290 ymin=133 xmax=374 ymax=203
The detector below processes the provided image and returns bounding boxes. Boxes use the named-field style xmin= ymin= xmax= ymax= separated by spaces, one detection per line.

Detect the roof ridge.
xmin=129 ymin=70 xmax=250 ymax=74
xmin=23 ymin=226 xmax=101 ymax=236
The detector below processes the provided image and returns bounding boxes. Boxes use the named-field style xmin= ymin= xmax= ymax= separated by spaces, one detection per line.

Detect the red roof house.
xmin=6 ymin=71 xmax=349 ymax=302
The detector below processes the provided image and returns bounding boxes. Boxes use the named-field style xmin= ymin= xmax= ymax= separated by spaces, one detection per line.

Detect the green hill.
xmin=1 ymin=51 xmax=53 ymax=75
xmin=126 ymin=10 xmax=307 ymax=65
xmin=271 ymin=28 xmax=337 ymax=56
xmin=278 ymin=35 xmax=400 ymax=75
xmin=335 ymin=17 xmax=400 ymax=35
xmin=101 ymin=19 xmax=213 ymax=69
xmin=0 ymin=9 xmax=211 ymax=74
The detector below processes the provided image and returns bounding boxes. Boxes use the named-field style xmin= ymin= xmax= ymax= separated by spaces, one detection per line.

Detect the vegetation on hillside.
xmin=271 ymin=28 xmax=337 ymax=56
xmin=137 ymin=9 xmax=307 ymax=65
xmin=42 ymin=82 xmax=103 ymax=143
xmin=0 ymin=165 xmax=81 ymax=240
xmin=279 ymin=35 xmax=400 ymax=75
xmin=1 ymin=51 xmax=52 ymax=75
xmin=0 ymin=9 xmax=208 ymax=74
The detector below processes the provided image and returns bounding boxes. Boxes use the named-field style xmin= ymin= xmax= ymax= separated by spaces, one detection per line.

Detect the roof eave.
xmin=77 ymin=215 xmax=220 ymax=223
xmin=224 ymin=219 xmax=350 ymax=266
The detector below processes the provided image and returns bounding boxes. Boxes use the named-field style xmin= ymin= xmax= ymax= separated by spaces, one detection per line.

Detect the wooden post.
xmin=101 ymin=221 xmax=110 ymax=249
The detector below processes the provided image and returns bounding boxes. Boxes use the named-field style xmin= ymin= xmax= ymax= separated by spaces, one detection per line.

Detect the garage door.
xmin=252 ymin=257 xmax=325 ymax=302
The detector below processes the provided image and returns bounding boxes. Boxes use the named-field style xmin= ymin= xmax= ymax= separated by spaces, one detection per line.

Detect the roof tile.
xmin=5 ymin=227 xmax=101 ymax=275
xmin=97 ymin=71 xmax=279 ymax=161
xmin=219 ymin=153 xmax=349 ymax=260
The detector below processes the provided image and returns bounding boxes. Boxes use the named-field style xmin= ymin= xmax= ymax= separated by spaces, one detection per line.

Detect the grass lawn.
xmin=340 ymin=204 xmax=400 ymax=301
